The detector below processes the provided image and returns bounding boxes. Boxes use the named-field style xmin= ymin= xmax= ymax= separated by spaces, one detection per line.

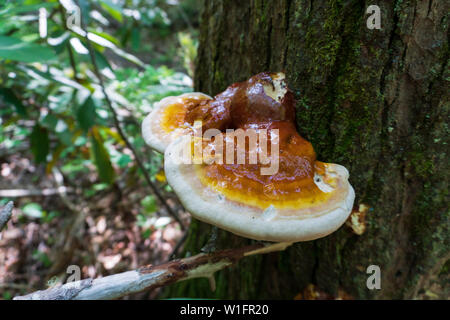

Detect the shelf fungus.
xmin=142 ymin=92 xmax=213 ymax=153
xmin=142 ymin=72 xmax=355 ymax=242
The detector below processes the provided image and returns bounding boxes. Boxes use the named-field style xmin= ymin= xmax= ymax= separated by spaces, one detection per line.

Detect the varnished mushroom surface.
xmin=144 ymin=72 xmax=355 ymax=242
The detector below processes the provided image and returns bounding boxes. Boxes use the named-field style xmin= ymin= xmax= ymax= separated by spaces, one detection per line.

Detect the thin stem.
xmin=58 ymin=3 xmax=80 ymax=83
xmin=74 ymin=1 xmax=185 ymax=230
xmin=14 ymin=242 xmax=292 ymax=300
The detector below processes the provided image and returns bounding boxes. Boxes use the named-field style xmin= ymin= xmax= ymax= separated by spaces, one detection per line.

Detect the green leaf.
xmin=90 ymin=127 xmax=115 ymax=184
xmin=41 ymin=114 xmax=58 ymax=130
xmin=76 ymin=96 xmax=96 ymax=131
xmin=32 ymin=250 xmax=52 ymax=268
xmin=88 ymin=30 xmax=120 ymax=46
xmin=57 ymin=130 xmax=73 ymax=146
xmin=99 ymin=0 xmax=123 ymax=23
xmin=131 ymin=27 xmax=140 ymax=51
xmin=83 ymin=182 xmax=109 ymax=198
xmin=61 ymin=159 xmax=90 ymax=177
xmin=140 ymin=195 xmax=157 ymax=215
xmin=141 ymin=229 xmax=152 ymax=239
xmin=117 ymin=154 xmax=132 ymax=168
xmin=2 ymin=291 xmax=12 ymax=300
xmin=110 ymin=46 xmax=144 ymax=67
xmin=30 ymin=125 xmax=49 ymax=164
xmin=0 ymin=36 xmax=56 ymax=63
xmin=0 ymin=88 xmax=27 ymax=116
xmin=43 ymin=211 xmax=60 ymax=223
xmin=94 ymin=50 xmax=113 ymax=71
xmin=22 ymin=203 xmax=44 ymax=219
xmin=0 ymin=2 xmax=57 ymax=16
xmin=18 ymin=65 xmax=86 ymax=91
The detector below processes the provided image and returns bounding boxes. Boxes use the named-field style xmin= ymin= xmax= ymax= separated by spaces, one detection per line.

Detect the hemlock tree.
xmin=167 ymin=0 xmax=449 ymax=299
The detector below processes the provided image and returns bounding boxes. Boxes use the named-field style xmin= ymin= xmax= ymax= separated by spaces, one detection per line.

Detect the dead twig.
xmin=0 ymin=187 xmax=73 ymax=198
xmin=14 ymin=242 xmax=292 ymax=300
xmin=57 ymin=2 xmax=80 ymax=83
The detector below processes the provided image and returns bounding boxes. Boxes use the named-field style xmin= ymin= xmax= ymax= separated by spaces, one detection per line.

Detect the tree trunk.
xmin=166 ymin=0 xmax=449 ymax=299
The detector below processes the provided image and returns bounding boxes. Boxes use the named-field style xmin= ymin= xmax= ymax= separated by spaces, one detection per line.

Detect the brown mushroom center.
xmin=196 ymin=121 xmax=338 ymax=209
xmin=164 ymin=72 xmax=336 ymax=209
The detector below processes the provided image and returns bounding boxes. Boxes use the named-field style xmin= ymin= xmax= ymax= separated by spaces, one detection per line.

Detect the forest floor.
xmin=0 ymin=151 xmax=189 ymax=299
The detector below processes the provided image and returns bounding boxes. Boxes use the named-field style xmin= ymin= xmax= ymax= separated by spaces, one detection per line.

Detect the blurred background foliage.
xmin=0 ymin=0 xmax=201 ymax=299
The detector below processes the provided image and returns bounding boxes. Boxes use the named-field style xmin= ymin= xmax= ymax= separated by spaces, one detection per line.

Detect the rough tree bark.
xmin=165 ymin=0 xmax=449 ymax=299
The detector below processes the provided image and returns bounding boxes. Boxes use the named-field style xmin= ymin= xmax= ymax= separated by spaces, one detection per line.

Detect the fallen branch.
xmin=14 ymin=242 xmax=292 ymax=300
xmin=0 ymin=201 xmax=14 ymax=231
xmin=0 ymin=187 xmax=72 ymax=198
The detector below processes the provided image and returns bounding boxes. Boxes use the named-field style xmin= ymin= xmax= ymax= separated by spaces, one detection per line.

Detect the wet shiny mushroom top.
xmin=184 ymin=72 xmax=296 ymax=131
xmin=168 ymin=72 xmax=335 ymax=210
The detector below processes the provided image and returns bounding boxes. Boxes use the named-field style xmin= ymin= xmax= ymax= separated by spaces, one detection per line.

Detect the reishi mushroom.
xmin=142 ymin=72 xmax=355 ymax=242
xmin=142 ymin=92 xmax=213 ymax=153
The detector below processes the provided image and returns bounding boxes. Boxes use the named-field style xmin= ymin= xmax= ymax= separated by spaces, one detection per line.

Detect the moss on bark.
xmin=164 ymin=0 xmax=449 ymax=299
